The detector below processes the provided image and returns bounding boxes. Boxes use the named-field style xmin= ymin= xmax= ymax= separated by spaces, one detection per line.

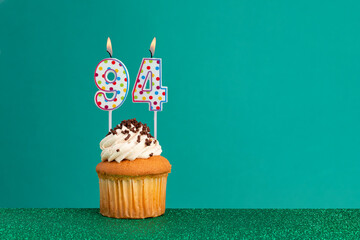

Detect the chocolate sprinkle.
xmin=145 ymin=138 xmax=152 ymax=146
xmin=116 ymin=149 xmax=120 ymax=152
xmin=137 ymin=135 xmax=141 ymax=143
xmin=149 ymin=153 xmax=153 ymax=157
xmin=124 ymin=134 xmax=131 ymax=141
xmin=121 ymin=130 xmax=129 ymax=134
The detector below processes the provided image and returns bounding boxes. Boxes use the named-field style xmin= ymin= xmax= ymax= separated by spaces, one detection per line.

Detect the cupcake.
xmin=96 ymin=118 xmax=171 ymax=219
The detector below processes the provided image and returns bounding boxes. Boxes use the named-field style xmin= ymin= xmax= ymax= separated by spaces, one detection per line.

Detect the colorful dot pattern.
xmin=132 ymin=58 xmax=168 ymax=111
xmin=94 ymin=58 xmax=129 ymax=111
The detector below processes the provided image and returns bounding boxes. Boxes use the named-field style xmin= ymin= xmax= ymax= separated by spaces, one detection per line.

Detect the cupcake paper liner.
xmin=98 ymin=174 xmax=168 ymax=219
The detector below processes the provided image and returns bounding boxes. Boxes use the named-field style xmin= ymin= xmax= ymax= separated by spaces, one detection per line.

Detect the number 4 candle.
xmin=132 ymin=37 xmax=168 ymax=139
xmin=94 ymin=38 xmax=130 ymax=131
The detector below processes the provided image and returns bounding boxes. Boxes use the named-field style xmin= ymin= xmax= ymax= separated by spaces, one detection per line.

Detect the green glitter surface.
xmin=1 ymin=209 xmax=360 ymax=239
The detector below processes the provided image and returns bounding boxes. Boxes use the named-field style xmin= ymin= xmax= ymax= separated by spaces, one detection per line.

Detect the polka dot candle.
xmin=94 ymin=37 xmax=131 ymax=131
xmin=94 ymin=58 xmax=130 ymax=111
xmin=132 ymin=58 xmax=168 ymax=111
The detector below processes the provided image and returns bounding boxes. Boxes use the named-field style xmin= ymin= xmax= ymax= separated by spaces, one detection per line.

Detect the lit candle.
xmin=94 ymin=37 xmax=130 ymax=130
xmin=132 ymin=38 xmax=168 ymax=139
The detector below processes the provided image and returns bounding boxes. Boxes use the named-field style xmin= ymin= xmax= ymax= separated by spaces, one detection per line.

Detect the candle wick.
xmin=149 ymin=50 xmax=153 ymax=58
xmin=107 ymin=51 xmax=112 ymax=58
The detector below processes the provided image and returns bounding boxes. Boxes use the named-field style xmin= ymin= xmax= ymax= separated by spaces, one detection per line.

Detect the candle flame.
xmin=107 ymin=37 xmax=113 ymax=57
xmin=149 ymin=37 xmax=156 ymax=57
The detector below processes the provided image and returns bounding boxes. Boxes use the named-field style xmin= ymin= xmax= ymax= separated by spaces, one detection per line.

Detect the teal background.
xmin=1 ymin=0 xmax=360 ymax=208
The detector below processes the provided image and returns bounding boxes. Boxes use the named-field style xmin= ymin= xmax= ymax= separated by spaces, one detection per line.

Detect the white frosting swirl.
xmin=100 ymin=121 xmax=162 ymax=162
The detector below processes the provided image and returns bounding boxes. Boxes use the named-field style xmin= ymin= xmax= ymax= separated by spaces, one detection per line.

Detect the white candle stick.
xmin=154 ymin=111 xmax=157 ymax=139
xmin=108 ymin=110 xmax=112 ymax=131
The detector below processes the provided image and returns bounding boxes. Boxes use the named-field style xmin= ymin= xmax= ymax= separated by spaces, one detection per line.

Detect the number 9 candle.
xmin=132 ymin=38 xmax=168 ymax=139
xmin=94 ymin=37 xmax=130 ymax=131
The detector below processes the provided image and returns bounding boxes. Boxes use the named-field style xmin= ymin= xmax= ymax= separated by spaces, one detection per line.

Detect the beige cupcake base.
xmin=98 ymin=173 xmax=168 ymax=219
